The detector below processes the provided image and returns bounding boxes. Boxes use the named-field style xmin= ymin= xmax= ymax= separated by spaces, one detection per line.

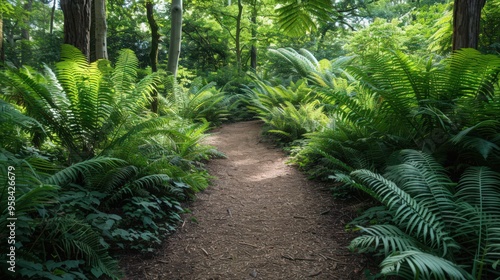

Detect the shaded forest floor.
xmin=121 ymin=120 xmax=375 ymax=279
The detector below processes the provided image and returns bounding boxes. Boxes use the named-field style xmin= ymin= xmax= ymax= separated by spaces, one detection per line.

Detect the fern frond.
xmin=451 ymin=120 xmax=500 ymax=160
xmin=44 ymin=217 xmax=122 ymax=279
xmin=276 ymin=0 xmax=332 ymax=36
xmin=444 ymin=48 xmax=500 ymax=101
xmin=112 ymin=49 xmax=139 ymax=96
xmin=380 ymin=250 xmax=473 ymax=280
xmin=456 ymin=166 xmax=500 ymax=215
xmin=350 ymin=169 xmax=457 ymax=256
xmin=46 ymin=157 xmax=126 ymax=187
xmin=350 ymin=225 xmax=422 ymax=257
xmin=384 ymin=150 xmax=456 ymax=219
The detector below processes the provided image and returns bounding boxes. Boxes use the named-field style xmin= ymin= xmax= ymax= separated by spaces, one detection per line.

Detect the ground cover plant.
xmin=248 ymin=47 xmax=500 ymax=278
xmin=337 ymin=150 xmax=500 ymax=279
xmin=0 ymin=46 xmax=222 ymax=279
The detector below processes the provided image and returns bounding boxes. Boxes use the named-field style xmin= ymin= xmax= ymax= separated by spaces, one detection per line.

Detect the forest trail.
xmin=122 ymin=120 xmax=369 ymax=279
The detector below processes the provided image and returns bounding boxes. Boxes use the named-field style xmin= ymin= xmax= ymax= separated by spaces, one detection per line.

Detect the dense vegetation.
xmin=1 ymin=0 xmax=500 ymax=279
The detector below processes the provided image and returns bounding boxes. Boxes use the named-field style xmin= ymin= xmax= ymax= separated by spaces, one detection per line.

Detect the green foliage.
xmin=1 ymin=44 xmax=223 ymax=279
xmin=0 ymin=155 xmax=122 ymax=279
xmin=480 ymin=0 xmax=500 ymax=54
xmin=344 ymin=18 xmax=409 ymax=58
xmin=110 ymin=119 xmax=223 ymax=195
xmin=246 ymin=76 xmax=329 ymax=142
xmin=266 ymin=47 xmax=353 ymax=86
xmin=262 ymin=100 xmax=328 ymax=142
xmin=167 ymin=80 xmax=233 ymax=125
xmin=2 ymin=1 xmax=64 ymax=68
xmin=275 ymin=0 xmax=333 ymax=36
xmin=338 ymin=149 xmax=500 ymax=279
xmin=291 ymin=48 xmax=500 ymax=183
xmin=254 ymin=46 xmax=500 ymax=278
xmin=0 ymin=100 xmax=43 ymax=153
xmin=0 ymin=45 xmax=165 ymax=162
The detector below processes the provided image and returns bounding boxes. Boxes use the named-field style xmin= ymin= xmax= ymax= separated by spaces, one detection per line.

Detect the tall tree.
xmin=146 ymin=0 xmax=160 ymax=112
xmin=60 ymin=0 xmax=92 ymax=60
xmin=235 ymin=0 xmax=243 ymax=73
xmin=49 ymin=0 xmax=56 ymax=34
xmin=452 ymin=0 xmax=487 ymax=50
xmin=21 ymin=0 xmax=33 ymax=40
xmin=0 ymin=14 xmax=3 ymax=64
xmin=167 ymin=0 xmax=182 ymax=78
xmin=250 ymin=0 xmax=257 ymax=70
xmin=94 ymin=0 xmax=108 ymax=60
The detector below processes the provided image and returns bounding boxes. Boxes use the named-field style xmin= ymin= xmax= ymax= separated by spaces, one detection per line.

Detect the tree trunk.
xmin=60 ymin=0 xmax=92 ymax=60
xmin=250 ymin=0 xmax=257 ymax=71
xmin=94 ymin=0 xmax=108 ymax=60
xmin=50 ymin=0 xmax=56 ymax=34
xmin=452 ymin=0 xmax=486 ymax=50
xmin=21 ymin=0 xmax=33 ymax=40
xmin=0 ymin=16 xmax=4 ymax=64
xmin=20 ymin=0 xmax=33 ymax=65
xmin=167 ymin=0 xmax=183 ymax=78
xmin=235 ymin=0 xmax=243 ymax=73
xmin=146 ymin=1 xmax=160 ymax=113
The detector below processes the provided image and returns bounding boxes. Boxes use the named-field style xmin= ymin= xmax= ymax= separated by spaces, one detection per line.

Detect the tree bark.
xmin=20 ymin=0 xmax=33 ymax=65
xmin=50 ymin=0 xmax=56 ymax=34
xmin=60 ymin=0 xmax=92 ymax=60
xmin=452 ymin=0 xmax=487 ymax=50
xmin=94 ymin=0 xmax=108 ymax=60
xmin=21 ymin=0 xmax=33 ymax=40
xmin=250 ymin=0 xmax=257 ymax=71
xmin=0 ymin=16 xmax=4 ymax=64
xmin=235 ymin=0 xmax=243 ymax=73
xmin=146 ymin=1 xmax=160 ymax=113
xmin=167 ymin=0 xmax=183 ymax=78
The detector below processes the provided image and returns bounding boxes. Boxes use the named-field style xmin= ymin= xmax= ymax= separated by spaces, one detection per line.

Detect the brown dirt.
xmin=121 ymin=120 xmax=374 ymax=279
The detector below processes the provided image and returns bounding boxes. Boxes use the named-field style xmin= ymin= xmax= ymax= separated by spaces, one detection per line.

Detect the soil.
xmin=121 ymin=120 xmax=374 ymax=279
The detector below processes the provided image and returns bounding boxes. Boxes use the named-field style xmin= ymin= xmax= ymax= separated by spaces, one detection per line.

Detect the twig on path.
xmin=201 ymin=247 xmax=209 ymax=256
xmin=227 ymin=208 xmax=233 ymax=218
xmin=320 ymin=209 xmax=330 ymax=215
xmin=318 ymin=253 xmax=342 ymax=262
xmin=318 ymin=253 xmax=333 ymax=260
xmin=239 ymin=242 xmax=259 ymax=248
xmin=281 ymin=255 xmax=317 ymax=261
xmin=293 ymin=215 xmax=308 ymax=219
xmin=307 ymin=270 xmax=322 ymax=277
xmin=281 ymin=255 xmax=295 ymax=261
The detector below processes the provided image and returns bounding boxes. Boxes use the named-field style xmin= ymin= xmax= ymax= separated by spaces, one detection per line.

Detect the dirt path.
xmin=123 ymin=121 xmax=370 ymax=279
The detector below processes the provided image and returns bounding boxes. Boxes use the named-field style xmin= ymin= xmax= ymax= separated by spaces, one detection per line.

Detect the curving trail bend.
xmin=123 ymin=120 xmax=370 ymax=280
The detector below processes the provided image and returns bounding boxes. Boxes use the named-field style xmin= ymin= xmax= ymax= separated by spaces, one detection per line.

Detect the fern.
xmin=1 ymin=45 xmax=164 ymax=162
xmin=42 ymin=217 xmax=122 ymax=279
xmin=348 ymin=168 xmax=458 ymax=257
xmin=380 ymin=250 xmax=473 ymax=280
xmin=344 ymin=150 xmax=500 ymax=279
xmin=349 ymin=225 xmax=423 ymax=257
xmin=267 ymin=48 xmax=353 ymax=86
xmin=260 ymin=101 xmax=328 ymax=142
xmin=46 ymin=157 xmax=126 ymax=187
xmin=275 ymin=0 xmax=333 ymax=36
